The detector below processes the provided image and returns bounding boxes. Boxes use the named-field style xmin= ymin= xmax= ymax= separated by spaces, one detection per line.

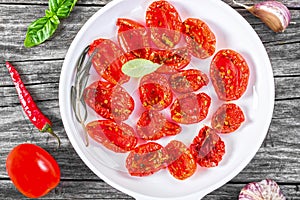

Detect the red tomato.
xmin=150 ymin=48 xmax=191 ymax=74
xmin=169 ymin=69 xmax=209 ymax=93
xmin=182 ymin=18 xmax=216 ymax=59
xmin=139 ymin=73 xmax=173 ymax=110
xmin=116 ymin=18 xmax=151 ymax=59
xmin=6 ymin=144 xmax=60 ymax=198
xmin=86 ymin=120 xmax=137 ymax=152
xmin=136 ymin=110 xmax=181 ymax=140
xmin=210 ymin=49 xmax=250 ymax=101
xmin=146 ymin=0 xmax=182 ymax=49
xmin=84 ymin=81 xmax=134 ymax=121
xmin=165 ymin=140 xmax=196 ymax=180
xmin=170 ymin=92 xmax=211 ymax=124
xmin=88 ymin=38 xmax=130 ymax=84
xmin=126 ymin=142 xmax=166 ymax=176
xmin=190 ymin=126 xmax=225 ymax=167
xmin=211 ymin=103 xmax=245 ymax=134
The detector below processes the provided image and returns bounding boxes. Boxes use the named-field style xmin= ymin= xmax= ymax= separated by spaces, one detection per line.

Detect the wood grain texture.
xmin=0 ymin=0 xmax=299 ymax=199
xmin=0 ymin=0 xmax=299 ymax=7
xmin=0 ymin=180 xmax=299 ymax=199
xmin=1 ymin=5 xmax=300 ymax=61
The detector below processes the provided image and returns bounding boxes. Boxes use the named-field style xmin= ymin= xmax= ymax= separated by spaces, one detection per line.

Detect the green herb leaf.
xmin=122 ymin=59 xmax=161 ymax=78
xmin=24 ymin=15 xmax=60 ymax=48
xmin=49 ymin=0 xmax=77 ymax=18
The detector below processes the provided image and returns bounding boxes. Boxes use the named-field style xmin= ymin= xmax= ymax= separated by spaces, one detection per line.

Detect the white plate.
xmin=59 ymin=0 xmax=274 ymax=199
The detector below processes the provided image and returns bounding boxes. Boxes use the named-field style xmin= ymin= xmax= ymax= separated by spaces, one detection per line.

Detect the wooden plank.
xmin=0 ymin=5 xmax=101 ymax=61
xmin=1 ymin=5 xmax=299 ymax=61
xmin=1 ymin=47 xmax=300 ymax=111
xmin=0 ymin=0 xmax=299 ymax=8
xmin=0 ymin=0 xmax=110 ymax=5
xmin=268 ymin=42 xmax=300 ymax=77
xmin=205 ymin=183 xmax=300 ymax=200
xmin=0 ymin=179 xmax=298 ymax=199
xmin=225 ymin=0 xmax=300 ymax=8
xmin=233 ymin=146 xmax=300 ymax=182
xmin=2 ymin=69 xmax=300 ymax=107
xmin=0 ymin=99 xmax=299 ymax=181
xmin=275 ymin=76 xmax=300 ymax=100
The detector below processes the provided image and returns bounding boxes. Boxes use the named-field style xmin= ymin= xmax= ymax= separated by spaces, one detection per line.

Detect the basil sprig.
xmin=49 ymin=0 xmax=77 ymax=18
xmin=24 ymin=0 xmax=77 ymax=48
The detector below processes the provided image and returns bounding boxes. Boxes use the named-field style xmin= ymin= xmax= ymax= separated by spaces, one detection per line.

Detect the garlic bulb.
xmin=233 ymin=1 xmax=291 ymax=32
xmin=239 ymin=179 xmax=286 ymax=200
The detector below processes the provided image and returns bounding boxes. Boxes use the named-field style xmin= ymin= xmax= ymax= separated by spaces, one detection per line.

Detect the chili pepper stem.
xmin=41 ymin=123 xmax=61 ymax=148
xmin=232 ymin=0 xmax=251 ymax=9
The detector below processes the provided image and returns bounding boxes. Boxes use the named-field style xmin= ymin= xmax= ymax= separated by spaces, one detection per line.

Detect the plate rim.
xmin=59 ymin=0 xmax=275 ymax=199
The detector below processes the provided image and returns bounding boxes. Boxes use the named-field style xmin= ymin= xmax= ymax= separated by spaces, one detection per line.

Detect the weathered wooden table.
xmin=1 ymin=0 xmax=299 ymax=199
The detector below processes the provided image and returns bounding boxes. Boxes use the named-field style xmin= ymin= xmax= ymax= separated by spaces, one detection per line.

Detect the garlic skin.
xmin=239 ymin=179 xmax=286 ymax=200
xmin=233 ymin=1 xmax=291 ymax=32
xmin=249 ymin=1 xmax=291 ymax=32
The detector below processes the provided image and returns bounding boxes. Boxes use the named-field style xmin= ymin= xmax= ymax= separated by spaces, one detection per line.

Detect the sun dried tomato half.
xmin=126 ymin=142 xmax=166 ymax=176
xmin=170 ymin=92 xmax=211 ymax=124
xmin=211 ymin=103 xmax=245 ymax=134
xmin=84 ymin=81 xmax=134 ymax=121
xmin=148 ymin=48 xmax=191 ymax=74
xmin=136 ymin=110 xmax=181 ymax=140
xmin=190 ymin=126 xmax=225 ymax=167
xmin=182 ymin=18 xmax=216 ymax=59
xmin=210 ymin=49 xmax=250 ymax=101
xmin=88 ymin=38 xmax=130 ymax=84
xmin=146 ymin=0 xmax=182 ymax=49
xmin=165 ymin=140 xmax=197 ymax=180
xmin=86 ymin=120 xmax=137 ymax=153
xmin=139 ymin=73 xmax=173 ymax=110
xmin=169 ymin=69 xmax=209 ymax=93
xmin=116 ymin=18 xmax=152 ymax=59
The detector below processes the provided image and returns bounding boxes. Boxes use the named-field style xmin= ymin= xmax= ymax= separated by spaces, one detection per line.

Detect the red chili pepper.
xmin=5 ymin=61 xmax=60 ymax=146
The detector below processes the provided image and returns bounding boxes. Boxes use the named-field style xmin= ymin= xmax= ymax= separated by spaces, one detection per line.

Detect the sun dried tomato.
xmin=169 ymin=69 xmax=209 ymax=93
xmin=146 ymin=0 xmax=182 ymax=49
xmin=211 ymin=103 xmax=245 ymax=134
xmin=116 ymin=18 xmax=152 ymax=59
xmin=170 ymin=92 xmax=211 ymax=124
xmin=84 ymin=81 xmax=134 ymax=121
xmin=149 ymin=48 xmax=191 ymax=74
xmin=139 ymin=73 xmax=173 ymax=110
xmin=165 ymin=140 xmax=196 ymax=180
xmin=126 ymin=142 xmax=166 ymax=176
xmin=86 ymin=120 xmax=137 ymax=152
xmin=182 ymin=18 xmax=216 ymax=59
xmin=88 ymin=38 xmax=130 ymax=84
xmin=136 ymin=110 xmax=181 ymax=140
xmin=210 ymin=49 xmax=250 ymax=101
xmin=190 ymin=126 xmax=225 ymax=167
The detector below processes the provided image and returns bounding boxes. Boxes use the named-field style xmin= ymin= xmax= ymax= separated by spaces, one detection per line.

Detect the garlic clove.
xmin=248 ymin=1 xmax=291 ymax=32
xmin=239 ymin=179 xmax=286 ymax=200
xmin=239 ymin=181 xmax=264 ymax=200
xmin=233 ymin=1 xmax=291 ymax=33
xmin=259 ymin=179 xmax=286 ymax=200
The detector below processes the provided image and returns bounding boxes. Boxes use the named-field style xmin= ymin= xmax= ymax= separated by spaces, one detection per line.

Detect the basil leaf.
xmin=122 ymin=59 xmax=161 ymax=78
xmin=49 ymin=0 xmax=77 ymax=18
xmin=24 ymin=15 xmax=60 ymax=48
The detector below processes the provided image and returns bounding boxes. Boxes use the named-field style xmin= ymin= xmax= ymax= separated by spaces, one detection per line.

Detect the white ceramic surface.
xmin=59 ymin=0 xmax=275 ymax=199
